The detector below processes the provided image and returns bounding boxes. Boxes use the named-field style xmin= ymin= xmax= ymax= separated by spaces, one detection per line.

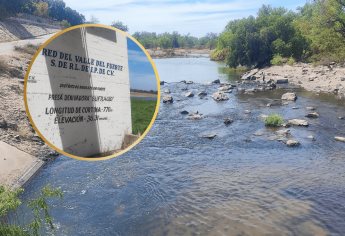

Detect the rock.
xmin=241 ymin=69 xmax=259 ymax=80
xmin=292 ymin=107 xmax=299 ymax=109
xmin=198 ymin=91 xmax=207 ymax=98
xmin=306 ymin=106 xmax=316 ymax=111
xmin=212 ymin=79 xmax=220 ymax=84
xmin=276 ymin=129 xmax=290 ymax=136
xmin=160 ymin=81 xmax=165 ymax=85
xmin=307 ymin=135 xmax=316 ymax=141
xmin=181 ymin=87 xmax=188 ymax=91
xmin=163 ymin=95 xmax=173 ymax=103
xmin=281 ymin=92 xmax=297 ymax=101
xmin=276 ymin=79 xmax=289 ymax=84
xmin=180 ymin=80 xmax=186 ymax=83
xmin=244 ymin=110 xmax=251 ymax=114
xmin=185 ymin=91 xmax=194 ymax=97
xmin=186 ymin=81 xmax=193 ymax=84
xmin=224 ymin=118 xmax=233 ymax=125
xmin=0 ymin=119 xmax=8 ymax=129
xmin=200 ymin=133 xmax=217 ymax=139
xmin=288 ymin=119 xmax=309 ymax=127
xmin=305 ymin=112 xmax=319 ymax=118
xmin=244 ymin=88 xmax=256 ymax=94
xmin=237 ymin=87 xmax=245 ymax=93
xmin=218 ymin=85 xmax=232 ymax=92
xmin=180 ymin=110 xmax=189 ymax=115
xmin=164 ymin=89 xmax=171 ymax=94
xmin=254 ymin=130 xmax=265 ymax=136
xmin=212 ymin=92 xmax=229 ymax=101
xmin=188 ymin=113 xmax=203 ymax=120
xmin=335 ymin=136 xmax=345 ymax=142
xmin=338 ymin=116 xmax=345 ymax=120
xmin=259 ymin=114 xmax=268 ymax=120
xmin=286 ymin=139 xmax=300 ymax=147
xmin=341 ymin=78 xmax=345 ymax=82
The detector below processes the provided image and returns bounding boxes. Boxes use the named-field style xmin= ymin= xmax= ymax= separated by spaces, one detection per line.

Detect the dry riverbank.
xmin=242 ymin=63 xmax=345 ymax=99
xmin=0 ymin=39 xmax=58 ymax=187
xmin=147 ymin=48 xmax=210 ymax=59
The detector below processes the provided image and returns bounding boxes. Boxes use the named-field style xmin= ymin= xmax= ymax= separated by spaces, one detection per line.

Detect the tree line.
xmin=132 ymin=32 xmax=218 ymax=50
xmin=0 ymin=0 xmax=85 ymax=26
xmin=212 ymin=0 xmax=345 ymax=68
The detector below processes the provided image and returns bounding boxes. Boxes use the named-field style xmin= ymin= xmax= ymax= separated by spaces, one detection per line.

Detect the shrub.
xmin=60 ymin=20 xmax=71 ymax=29
xmin=0 ymin=185 xmax=63 ymax=236
xmin=270 ymin=54 xmax=286 ymax=66
xmin=14 ymin=44 xmax=38 ymax=55
xmin=287 ymin=56 xmax=295 ymax=66
xmin=0 ymin=59 xmax=9 ymax=75
xmin=265 ymin=114 xmax=284 ymax=127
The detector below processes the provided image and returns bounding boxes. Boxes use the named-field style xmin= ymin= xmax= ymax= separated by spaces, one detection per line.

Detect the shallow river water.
xmin=19 ymin=58 xmax=345 ymax=236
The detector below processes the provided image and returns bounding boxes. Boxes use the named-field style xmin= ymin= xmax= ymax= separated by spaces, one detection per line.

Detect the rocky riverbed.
xmin=161 ymin=77 xmax=345 ymax=147
xmin=242 ymin=63 xmax=345 ymax=99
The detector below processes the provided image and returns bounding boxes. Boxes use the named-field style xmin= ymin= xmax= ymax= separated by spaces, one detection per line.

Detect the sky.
xmin=127 ymin=38 xmax=157 ymax=91
xmin=64 ymin=0 xmax=307 ymax=37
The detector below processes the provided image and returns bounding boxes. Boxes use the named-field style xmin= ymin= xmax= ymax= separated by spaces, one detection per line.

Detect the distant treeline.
xmin=132 ymin=32 xmax=218 ymax=49
xmin=131 ymin=89 xmax=157 ymax=94
xmin=0 ymin=0 xmax=85 ymax=26
xmin=212 ymin=0 xmax=345 ymax=67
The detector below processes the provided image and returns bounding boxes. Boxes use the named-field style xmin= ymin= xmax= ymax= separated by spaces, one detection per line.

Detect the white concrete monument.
xmin=26 ymin=26 xmax=132 ymax=157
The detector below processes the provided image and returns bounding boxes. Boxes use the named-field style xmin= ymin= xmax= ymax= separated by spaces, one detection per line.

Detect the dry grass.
xmin=0 ymin=59 xmax=9 ymax=75
xmin=14 ymin=43 xmax=38 ymax=55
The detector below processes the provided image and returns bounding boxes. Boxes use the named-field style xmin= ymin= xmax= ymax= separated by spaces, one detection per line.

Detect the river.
xmin=18 ymin=57 xmax=345 ymax=236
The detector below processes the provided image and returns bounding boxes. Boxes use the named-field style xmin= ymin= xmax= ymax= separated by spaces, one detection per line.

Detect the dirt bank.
xmin=0 ymin=14 xmax=60 ymax=42
xmin=0 ymin=41 xmax=58 ymax=187
xmin=242 ymin=63 xmax=345 ymax=99
xmin=147 ymin=48 xmax=210 ymax=59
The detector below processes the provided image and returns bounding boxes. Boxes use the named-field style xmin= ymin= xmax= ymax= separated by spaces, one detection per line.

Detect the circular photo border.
xmin=24 ymin=24 xmax=161 ymax=161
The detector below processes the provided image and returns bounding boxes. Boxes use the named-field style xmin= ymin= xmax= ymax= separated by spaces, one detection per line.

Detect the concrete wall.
xmin=27 ymin=26 xmax=132 ymax=157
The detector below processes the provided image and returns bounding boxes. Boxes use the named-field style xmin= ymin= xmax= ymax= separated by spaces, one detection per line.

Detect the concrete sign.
xmin=25 ymin=26 xmax=133 ymax=158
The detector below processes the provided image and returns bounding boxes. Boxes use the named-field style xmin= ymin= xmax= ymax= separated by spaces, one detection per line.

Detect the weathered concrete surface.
xmin=0 ymin=141 xmax=44 ymax=188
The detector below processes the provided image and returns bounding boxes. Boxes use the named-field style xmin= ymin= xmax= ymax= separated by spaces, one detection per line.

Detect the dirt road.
xmin=0 ymin=33 xmax=55 ymax=55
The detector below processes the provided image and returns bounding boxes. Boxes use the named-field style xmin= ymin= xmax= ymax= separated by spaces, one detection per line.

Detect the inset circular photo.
xmin=24 ymin=24 xmax=160 ymax=160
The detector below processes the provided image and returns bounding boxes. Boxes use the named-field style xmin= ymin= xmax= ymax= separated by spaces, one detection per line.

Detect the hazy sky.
xmin=64 ymin=0 xmax=306 ymax=37
xmin=127 ymin=38 xmax=157 ymax=91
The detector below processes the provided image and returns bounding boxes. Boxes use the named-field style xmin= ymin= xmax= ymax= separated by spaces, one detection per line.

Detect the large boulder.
xmin=162 ymin=95 xmax=173 ymax=103
xmin=281 ymin=92 xmax=297 ymax=101
xmin=212 ymin=92 xmax=229 ymax=101
xmin=288 ymin=119 xmax=309 ymax=127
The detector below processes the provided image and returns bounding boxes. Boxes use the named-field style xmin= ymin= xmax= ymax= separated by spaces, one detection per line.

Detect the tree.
xmin=111 ymin=21 xmax=128 ymax=32
xmin=34 ymin=1 xmax=49 ymax=17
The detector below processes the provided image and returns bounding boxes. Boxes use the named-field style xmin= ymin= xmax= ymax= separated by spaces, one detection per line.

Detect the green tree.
xmin=111 ymin=21 xmax=128 ymax=32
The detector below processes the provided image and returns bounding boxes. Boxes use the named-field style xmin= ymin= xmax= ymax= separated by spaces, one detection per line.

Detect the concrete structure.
xmin=0 ymin=141 xmax=44 ymax=188
xmin=26 ymin=26 xmax=132 ymax=157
